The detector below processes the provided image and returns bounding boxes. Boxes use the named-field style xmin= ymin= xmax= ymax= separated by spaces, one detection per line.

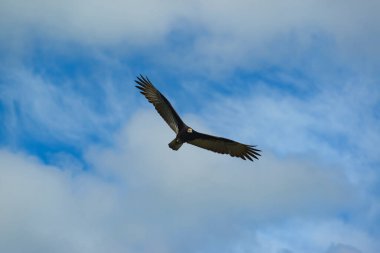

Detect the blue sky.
xmin=1 ymin=1 xmax=380 ymax=252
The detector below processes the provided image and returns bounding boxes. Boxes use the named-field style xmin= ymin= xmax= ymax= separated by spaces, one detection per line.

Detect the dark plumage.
xmin=135 ymin=75 xmax=261 ymax=161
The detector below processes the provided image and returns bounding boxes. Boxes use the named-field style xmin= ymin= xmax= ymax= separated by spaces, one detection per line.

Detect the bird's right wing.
xmin=135 ymin=75 xmax=185 ymax=134
xmin=188 ymin=131 xmax=261 ymax=161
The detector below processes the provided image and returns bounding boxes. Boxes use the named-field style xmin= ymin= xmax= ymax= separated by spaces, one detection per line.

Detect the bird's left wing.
xmin=188 ymin=132 xmax=261 ymax=161
xmin=135 ymin=75 xmax=185 ymax=134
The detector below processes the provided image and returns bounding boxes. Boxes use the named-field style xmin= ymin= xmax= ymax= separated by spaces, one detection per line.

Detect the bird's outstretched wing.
xmin=188 ymin=131 xmax=261 ymax=161
xmin=135 ymin=75 xmax=185 ymax=134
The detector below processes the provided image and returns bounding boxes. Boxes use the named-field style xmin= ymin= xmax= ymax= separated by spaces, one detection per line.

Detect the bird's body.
xmin=168 ymin=126 xmax=190 ymax=150
xmin=135 ymin=75 xmax=261 ymax=161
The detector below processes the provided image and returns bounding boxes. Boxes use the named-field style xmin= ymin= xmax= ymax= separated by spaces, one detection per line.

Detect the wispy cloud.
xmin=0 ymin=62 xmax=133 ymax=150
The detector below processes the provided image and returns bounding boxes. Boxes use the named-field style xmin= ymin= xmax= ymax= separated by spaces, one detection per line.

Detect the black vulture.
xmin=135 ymin=75 xmax=261 ymax=161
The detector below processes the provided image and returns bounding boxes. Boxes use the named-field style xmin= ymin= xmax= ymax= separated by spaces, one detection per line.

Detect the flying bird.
xmin=135 ymin=75 xmax=261 ymax=161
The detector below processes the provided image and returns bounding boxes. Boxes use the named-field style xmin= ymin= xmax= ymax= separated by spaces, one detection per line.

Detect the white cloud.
xmin=0 ymin=0 xmax=191 ymax=45
xmin=0 ymin=149 xmax=123 ymax=253
xmin=236 ymin=219 xmax=377 ymax=253
xmin=1 ymin=0 xmax=379 ymax=74
xmin=1 ymin=110 xmax=377 ymax=253
xmin=2 ymin=0 xmax=378 ymax=43
xmin=88 ymin=110 xmax=356 ymax=222
xmin=327 ymin=243 xmax=361 ymax=253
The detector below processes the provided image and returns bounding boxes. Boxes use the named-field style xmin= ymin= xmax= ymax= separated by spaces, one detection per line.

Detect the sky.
xmin=0 ymin=0 xmax=380 ymax=252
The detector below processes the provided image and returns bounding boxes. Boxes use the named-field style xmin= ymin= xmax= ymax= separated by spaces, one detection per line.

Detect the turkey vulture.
xmin=135 ymin=75 xmax=261 ymax=161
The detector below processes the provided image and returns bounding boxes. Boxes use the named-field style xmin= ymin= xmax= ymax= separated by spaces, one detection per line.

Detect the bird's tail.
xmin=168 ymin=138 xmax=183 ymax=151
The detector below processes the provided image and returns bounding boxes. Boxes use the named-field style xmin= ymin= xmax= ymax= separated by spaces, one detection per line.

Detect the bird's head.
xmin=187 ymin=128 xmax=193 ymax=133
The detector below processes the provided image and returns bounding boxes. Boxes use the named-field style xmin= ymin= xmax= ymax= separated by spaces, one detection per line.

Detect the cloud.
xmin=0 ymin=0 xmax=191 ymax=45
xmin=240 ymin=219 xmax=376 ymax=253
xmin=1 ymin=0 xmax=379 ymax=76
xmin=1 ymin=110 xmax=377 ymax=253
xmin=0 ymin=149 xmax=122 ymax=253
xmin=327 ymin=243 xmax=361 ymax=253
xmin=2 ymin=0 xmax=378 ymax=43
xmin=87 ymin=111 xmax=373 ymax=251
xmin=198 ymin=75 xmax=380 ymax=180
xmin=0 ymin=64 xmax=133 ymax=148
xmin=88 ymin=110 xmax=356 ymax=222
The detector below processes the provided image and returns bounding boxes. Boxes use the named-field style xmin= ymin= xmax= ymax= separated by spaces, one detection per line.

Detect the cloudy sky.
xmin=1 ymin=0 xmax=380 ymax=252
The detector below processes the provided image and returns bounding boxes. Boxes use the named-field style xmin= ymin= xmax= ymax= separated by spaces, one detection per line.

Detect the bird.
xmin=135 ymin=75 xmax=261 ymax=161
